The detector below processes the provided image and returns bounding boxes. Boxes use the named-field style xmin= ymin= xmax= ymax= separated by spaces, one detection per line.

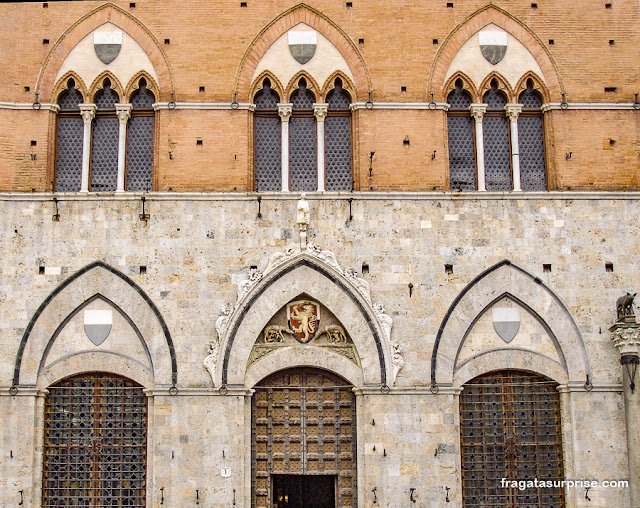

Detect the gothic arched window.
xmin=460 ymin=370 xmax=565 ymax=507
xmin=42 ymin=373 xmax=147 ymax=506
xmin=289 ymin=78 xmax=317 ymax=191
xmin=91 ymin=78 xmax=119 ymax=192
xmin=447 ymin=79 xmax=476 ymax=191
xmin=55 ymin=79 xmax=84 ymax=192
xmin=254 ymin=78 xmax=282 ymax=192
xmin=482 ymin=79 xmax=512 ymax=191
xmin=126 ymin=78 xmax=155 ymax=191
xmin=518 ymin=79 xmax=546 ymax=191
xmin=325 ymin=78 xmax=352 ymax=191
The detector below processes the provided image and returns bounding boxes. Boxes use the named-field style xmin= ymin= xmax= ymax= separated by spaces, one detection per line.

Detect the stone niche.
xmin=247 ymin=294 xmax=361 ymax=369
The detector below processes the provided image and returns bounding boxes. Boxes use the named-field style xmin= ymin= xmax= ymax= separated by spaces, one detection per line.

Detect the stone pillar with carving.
xmin=610 ymin=296 xmax=640 ymax=507
xmin=470 ymin=104 xmax=487 ymax=191
xmin=313 ymin=103 xmax=328 ymax=192
xmin=79 ymin=104 xmax=97 ymax=192
xmin=278 ymin=103 xmax=292 ymax=192
xmin=115 ymin=104 xmax=132 ymax=193
xmin=505 ymin=104 xmax=523 ymax=192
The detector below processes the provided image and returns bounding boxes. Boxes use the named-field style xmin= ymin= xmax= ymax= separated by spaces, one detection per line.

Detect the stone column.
xmin=313 ymin=103 xmax=328 ymax=192
xmin=610 ymin=317 xmax=640 ymax=507
xmin=278 ymin=103 xmax=292 ymax=192
xmin=115 ymin=104 xmax=132 ymax=193
xmin=79 ymin=104 xmax=97 ymax=192
xmin=505 ymin=104 xmax=523 ymax=192
xmin=470 ymin=104 xmax=487 ymax=191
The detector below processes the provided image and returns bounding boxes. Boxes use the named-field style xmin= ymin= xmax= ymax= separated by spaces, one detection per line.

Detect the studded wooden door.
xmin=252 ymin=368 xmax=357 ymax=507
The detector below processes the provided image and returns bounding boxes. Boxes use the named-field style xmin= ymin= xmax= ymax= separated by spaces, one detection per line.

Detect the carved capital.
xmin=505 ymin=103 xmax=523 ymax=121
xmin=313 ymin=103 xmax=328 ymax=121
xmin=115 ymin=103 xmax=133 ymax=123
xmin=79 ymin=104 xmax=97 ymax=123
xmin=610 ymin=322 xmax=640 ymax=357
xmin=469 ymin=104 xmax=487 ymax=122
xmin=277 ymin=103 xmax=292 ymax=122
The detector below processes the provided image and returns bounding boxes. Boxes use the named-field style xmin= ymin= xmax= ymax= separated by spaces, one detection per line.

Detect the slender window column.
xmin=313 ymin=103 xmax=328 ymax=192
xmin=278 ymin=103 xmax=292 ymax=192
xmin=79 ymin=104 xmax=96 ymax=192
xmin=115 ymin=103 xmax=132 ymax=193
xmin=505 ymin=104 xmax=523 ymax=192
xmin=470 ymin=104 xmax=487 ymax=191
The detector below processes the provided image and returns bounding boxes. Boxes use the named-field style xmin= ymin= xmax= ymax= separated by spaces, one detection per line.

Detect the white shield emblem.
xmin=84 ymin=309 xmax=113 ymax=346
xmin=287 ymin=300 xmax=320 ymax=343
xmin=94 ymin=31 xmax=122 ymax=65
xmin=492 ymin=307 xmax=520 ymax=343
xmin=288 ymin=31 xmax=317 ymax=64
xmin=479 ymin=31 xmax=507 ymax=65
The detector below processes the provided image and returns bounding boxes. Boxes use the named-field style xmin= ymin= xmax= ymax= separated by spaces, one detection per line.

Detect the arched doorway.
xmin=460 ymin=370 xmax=565 ymax=507
xmin=252 ymin=368 xmax=357 ymax=507
xmin=42 ymin=373 xmax=147 ymax=506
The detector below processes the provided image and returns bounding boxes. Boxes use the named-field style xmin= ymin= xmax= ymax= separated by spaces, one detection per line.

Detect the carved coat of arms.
xmin=287 ymin=300 xmax=320 ymax=343
xmin=94 ymin=31 xmax=122 ymax=65
xmin=288 ymin=30 xmax=317 ymax=64
xmin=478 ymin=31 xmax=508 ymax=65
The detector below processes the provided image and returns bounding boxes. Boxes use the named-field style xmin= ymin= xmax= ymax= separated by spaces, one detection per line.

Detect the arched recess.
xmin=429 ymin=4 xmax=562 ymax=101
xmin=431 ymin=260 xmax=590 ymax=388
xmin=444 ymin=71 xmax=477 ymax=102
xmin=235 ymin=3 xmax=370 ymax=101
xmin=88 ymin=70 xmax=125 ymax=101
xmin=218 ymin=255 xmax=391 ymax=389
xmin=285 ymin=70 xmax=321 ymax=101
xmin=478 ymin=72 xmax=513 ymax=102
xmin=12 ymin=261 xmax=176 ymax=390
xmin=36 ymin=2 xmax=173 ymax=102
xmin=53 ymin=71 xmax=89 ymax=103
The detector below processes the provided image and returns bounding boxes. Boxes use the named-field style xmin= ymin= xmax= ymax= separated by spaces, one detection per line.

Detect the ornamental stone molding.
xmin=204 ymin=242 xmax=401 ymax=387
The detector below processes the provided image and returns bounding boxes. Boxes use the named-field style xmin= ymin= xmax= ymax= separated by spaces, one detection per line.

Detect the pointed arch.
xmin=429 ymin=4 xmax=562 ymax=101
xmin=286 ymin=71 xmax=321 ymax=102
xmin=430 ymin=260 xmax=590 ymax=388
xmin=321 ymin=70 xmax=355 ymax=102
xmin=235 ymin=3 xmax=370 ymax=101
xmin=250 ymin=70 xmax=285 ymax=103
xmin=444 ymin=71 xmax=477 ymax=102
xmin=515 ymin=71 xmax=548 ymax=103
xmin=36 ymin=2 xmax=173 ymax=102
xmin=124 ymin=70 xmax=159 ymax=102
xmin=88 ymin=70 xmax=125 ymax=102
xmin=479 ymin=72 xmax=513 ymax=102
xmin=217 ymin=254 xmax=391 ymax=389
xmin=12 ymin=261 xmax=177 ymax=390
xmin=53 ymin=71 xmax=88 ymax=103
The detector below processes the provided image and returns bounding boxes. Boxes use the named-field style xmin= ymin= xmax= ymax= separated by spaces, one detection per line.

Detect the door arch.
xmin=252 ymin=367 xmax=357 ymax=507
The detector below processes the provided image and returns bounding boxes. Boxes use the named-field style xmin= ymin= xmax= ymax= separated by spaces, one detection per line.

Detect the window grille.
xmin=460 ymin=370 xmax=565 ymax=508
xmin=325 ymin=78 xmax=352 ymax=191
xmin=447 ymin=79 xmax=476 ymax=191
xmin=518 ymin=80 xmax=546 ymax=191
xmin=289 ymin=79 xmax=317 ymax=191
xmin=483 ymin=80 xmax=512 ymax=191
xmin=91 ymin=79 xmax=119 ymax=192
xmin=254 ymin=79 xmax=282 ymax=192
xmin=126 ymin=79 xmax=155 ymax=191
xmin=42 ymin=373 xmax=147 ymax=507
xmin=55 ymin=79 xmax=84 ymax=192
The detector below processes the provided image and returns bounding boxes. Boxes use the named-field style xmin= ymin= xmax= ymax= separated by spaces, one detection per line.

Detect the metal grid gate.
xmin=42 ymin=373 xmax=147 ymax=507
xmin=252 ymin=368 xmax=357 ymax=507
xmin=460 ymin=370 xmax=565 ymax=508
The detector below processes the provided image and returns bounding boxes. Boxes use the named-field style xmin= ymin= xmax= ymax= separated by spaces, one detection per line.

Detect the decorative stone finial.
xmin=297 ymin=193 xmax=310 ymax=248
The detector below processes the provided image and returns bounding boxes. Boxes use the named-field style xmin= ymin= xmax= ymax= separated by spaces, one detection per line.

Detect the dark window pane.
xmin=448 ymin=115 xmax=476 ymax=191
xmin=94 ymin=82 xmax=119 ymax=109
xmin=447 ymin=83 xmax=472 ymax=109
xmin=291 ymin=81 xmax=315 ymax=109
xmin=58 ymin=85 xmax=83 ymax=111
xmin=483 ymin=116 xmax=511 ymax=191
xmin=91 ymin=117 xmax=119 ymax=192
xmin=327 ymin=82 xmax=351 ymax=109
xmin=519 ymin=116 xmax=546 ymax=190
xmin=126 ymin=116 xmax=154 ymax=191
xmin=55 ymin=117 xmax=83 ymax=192
xmin=255 ymin=116 xmax=281 ymax=191
xmin=483 ymin=84 xmax=507 ymax=109
xmin=255 ymin=82 xmax=280 ymax=109
xmin=325 ymin=115 xmax=351 ymax=190
xmin=289 ymin=116 xmax=317 ymax=191
xmin=519 ymin=88 xmax=543 ymax=109
xmin=131 ymin=82 xmax=155 ymax=109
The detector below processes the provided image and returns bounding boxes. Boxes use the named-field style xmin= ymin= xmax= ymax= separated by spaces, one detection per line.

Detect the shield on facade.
xmin=84 ymin=309 xmax=113 ymax=346
xmin=492 ymin=307 xmax=520 ymax=343
xmin=287 ymin=300 xmax=320 ymax=343
xmin=288 ymin=31 xmax=317 ymax=64
xmin=94 ymin=31 xmax=122 ymax=65
xmin=479 ymin=31 xmax=508 ymax=65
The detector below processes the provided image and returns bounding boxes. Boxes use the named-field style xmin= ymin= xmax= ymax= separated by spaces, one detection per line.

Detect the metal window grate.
xmin=255 ymin=80 xmax=280 ymax=110
xmin=55 ymin=117 xmax=84 ymax=192
xmin=326 ymin=80 xmax=352 ymax=191
xmin=289 ymin=116 xmax=317 ymax=191
xmin=460 ymin=370 xmax=565 ymax=508
xmin=448 ymin=115 xmax=476 ymax=191
xmin=255 ymin=116 xmax=281 ymax=191
xmin=252 ymin=368 xmax=357 ymax=508
xmin=483 ymin=115 xmax=512 ymax=191
xmin=91 ymin=117 xmax=119 ymax=192
xmin=42 ymin=373 xmax=147 ymax=507
xmin=94 ymin=81 xmax=119 ymax=109
xmin=126 ymin=116 xmax=154 ymax=191
xmin=518 ymin=84 xmax=546 ymax=191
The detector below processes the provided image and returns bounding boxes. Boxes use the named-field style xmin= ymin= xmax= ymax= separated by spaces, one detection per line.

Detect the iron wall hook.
xmin=160 ymin=487 xmax=164 ymax=505
xmin=257 ymin=196 xmax=262 ymax=218
xmin=139 ymin=196 xmax=150 ymax=221
xmin=410 ymin=487 xmax=416 ymax=503
xmin=52 ymin=197 xmax=60 ymax=222
xmin=372 ymin=487 xmax=377 ymax=503
xmin=18 ymin=490 xmax=24 ymax=505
